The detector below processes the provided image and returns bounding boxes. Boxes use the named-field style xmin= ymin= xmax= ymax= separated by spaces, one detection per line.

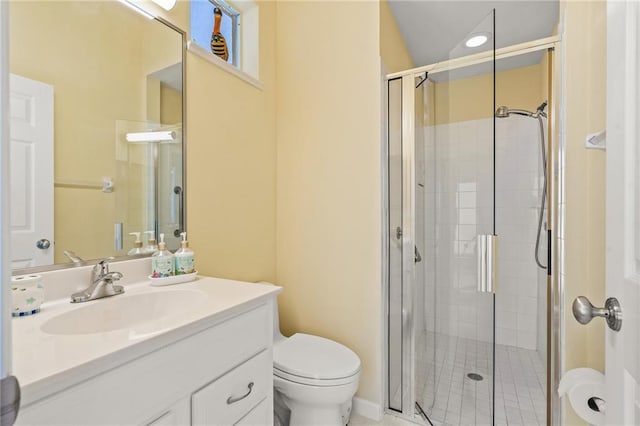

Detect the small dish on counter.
xmin=149 ymin=271 xmax=198 ymax=286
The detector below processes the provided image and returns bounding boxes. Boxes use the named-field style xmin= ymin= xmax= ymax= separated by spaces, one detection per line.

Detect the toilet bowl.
xmin=263 ymin=283 xmax=361 ymax=426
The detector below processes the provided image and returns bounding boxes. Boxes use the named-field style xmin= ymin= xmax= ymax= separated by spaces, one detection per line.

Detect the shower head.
xmin=495 ymin=106 xmax=533 ymax=118
xmin=495 ymin=105 xmax=510 ymax=118
xmin=495 ymin=104 xmax=548 ymax=119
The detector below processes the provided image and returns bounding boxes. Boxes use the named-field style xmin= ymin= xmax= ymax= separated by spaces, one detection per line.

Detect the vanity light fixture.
xmin=151 ymin=0 xmax=177 ymax=11
xmin=117 ymin=0 xmax=155 ymax=19
xmin=465 ymin=34 xmax=489 ymax=48
xmin=126 ymin=130 xmax=176 ymax=143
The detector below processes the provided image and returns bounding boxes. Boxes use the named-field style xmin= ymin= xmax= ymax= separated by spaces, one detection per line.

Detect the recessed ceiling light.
xmin=465 ymin=34 xmax=489 ymax=48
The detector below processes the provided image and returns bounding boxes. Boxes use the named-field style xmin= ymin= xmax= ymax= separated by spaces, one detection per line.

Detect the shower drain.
xmin=467 ymin=373 xmax=484 ymax=381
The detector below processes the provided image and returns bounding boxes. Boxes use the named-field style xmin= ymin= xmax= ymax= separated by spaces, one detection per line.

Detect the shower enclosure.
xmin=384 ymin=11 xmax=559 ymax=425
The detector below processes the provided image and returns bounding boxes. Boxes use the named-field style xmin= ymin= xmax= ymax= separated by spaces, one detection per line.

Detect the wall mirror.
xmin=9 ymin=1 xmax=185 ymax=272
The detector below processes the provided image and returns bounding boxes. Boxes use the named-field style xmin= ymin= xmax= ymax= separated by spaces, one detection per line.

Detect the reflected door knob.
xmin=572 ymin=296 xmax=622 ymax=331
xmin=36 ymin=239 xmax=51 ymax=250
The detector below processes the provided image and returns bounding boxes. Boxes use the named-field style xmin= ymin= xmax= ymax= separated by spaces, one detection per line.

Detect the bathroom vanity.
xmin=11 ymin=261 xmax=280 ymax=425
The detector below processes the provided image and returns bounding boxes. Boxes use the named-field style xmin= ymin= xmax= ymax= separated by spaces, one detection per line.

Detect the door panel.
xmin=9 ymin=74 xmax=54 ymax=268
xmin=387 ymin=77 xmax=403 ymax=411
xmin=605 ymin=1 xmax=640 ymax=423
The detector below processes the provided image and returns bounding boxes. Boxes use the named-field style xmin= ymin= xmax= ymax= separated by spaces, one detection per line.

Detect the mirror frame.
xmin=12 ymin=15 xmax=187 ymax=276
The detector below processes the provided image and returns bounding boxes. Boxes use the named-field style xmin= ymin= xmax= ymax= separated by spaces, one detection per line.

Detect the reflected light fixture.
xmin=465 ymin=34 xmax=489 ymax=48
xmin=151 ymin=0 xmax=177 ymax=11
xmin=126 ymin=130 xmax=176 ymax=143
xmin=117 ymin=0 xmax=155 ymax=19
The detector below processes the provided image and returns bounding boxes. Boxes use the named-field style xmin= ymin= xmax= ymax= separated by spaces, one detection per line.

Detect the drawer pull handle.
xmin=226 ymin=382 xmax=254 ymax=405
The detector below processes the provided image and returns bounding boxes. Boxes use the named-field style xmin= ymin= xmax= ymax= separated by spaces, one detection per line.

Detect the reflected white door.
xmin=606 ymin=2 xmax=640 ymax=423
xmin=9 ymin=74 xmax=54 ymax=268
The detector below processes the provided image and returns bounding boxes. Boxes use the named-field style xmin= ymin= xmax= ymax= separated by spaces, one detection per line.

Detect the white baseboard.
xmin=352 ymin=397 xmax=383 ymax=421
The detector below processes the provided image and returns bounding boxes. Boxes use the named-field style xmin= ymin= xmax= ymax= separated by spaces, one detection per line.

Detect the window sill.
xmin=187 ymin=41 xmax=263 ymax=90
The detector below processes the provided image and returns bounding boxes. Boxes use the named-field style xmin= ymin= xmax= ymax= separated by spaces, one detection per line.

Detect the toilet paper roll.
xmin=558 ymin=368 xmax=605 ymax=426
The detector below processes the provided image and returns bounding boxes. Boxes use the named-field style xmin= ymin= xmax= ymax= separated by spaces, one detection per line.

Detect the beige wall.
xmin=160 ymin=85 xmax=182 ymax=126
xmin=275 ymin=1 xmax=382 ymax=404
xmin=380 ymin=0 xmax=414 ymax=73
xmin=560 ymin=1 xmax=606 ymax=424
xmin=180 ymin=2 xmax=277 ymax=282
xmin=434 ymin=64 xmax=544 ymax=125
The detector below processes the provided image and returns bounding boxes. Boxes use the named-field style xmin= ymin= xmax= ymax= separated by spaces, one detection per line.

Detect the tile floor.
xmin=415 ymin=332 xmax=546 ymax=426
xmin=350 ymin=413 xmax=421 ymax=425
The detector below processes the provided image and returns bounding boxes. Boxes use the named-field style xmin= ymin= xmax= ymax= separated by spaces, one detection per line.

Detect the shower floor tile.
xmin=416 ymin=331 xmax=546 ymax=426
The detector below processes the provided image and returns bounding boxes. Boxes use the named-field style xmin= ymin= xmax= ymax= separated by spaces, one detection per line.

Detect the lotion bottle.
xmin=151 ymin=233 xmax=174 ymax=278
xmin=143 ymin=231 xmax=158 ymax=254
xmin=174 ymin=232 xmax=195 ymax=275
xmin=127 ymin=232 xmax=145 ymax=255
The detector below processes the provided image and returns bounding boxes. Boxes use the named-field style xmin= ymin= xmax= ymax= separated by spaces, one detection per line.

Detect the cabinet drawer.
xmin=192 ymin=350 xmax=272 ymax=426
xmin=234 ymin=397 xmax=271 ymax=426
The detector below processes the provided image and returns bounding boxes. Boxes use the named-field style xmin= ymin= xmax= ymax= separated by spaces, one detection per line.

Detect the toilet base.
xmin=274 ymin=387 xmax=354 ymax=426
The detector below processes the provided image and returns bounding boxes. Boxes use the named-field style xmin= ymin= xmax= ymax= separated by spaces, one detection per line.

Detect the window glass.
xmin=191 ymin=0 xmax=239 ymax=66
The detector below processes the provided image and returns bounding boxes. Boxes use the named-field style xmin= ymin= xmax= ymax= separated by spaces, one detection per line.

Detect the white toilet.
xmin=269 ymin=288 xmax=361 ymax=426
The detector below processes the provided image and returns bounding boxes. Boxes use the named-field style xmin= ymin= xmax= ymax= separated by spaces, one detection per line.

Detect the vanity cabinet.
xmin=15 ymin=301 xmax=275 ymax=426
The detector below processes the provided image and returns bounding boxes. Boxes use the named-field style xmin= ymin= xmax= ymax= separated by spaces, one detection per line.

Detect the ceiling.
xmin=388 ymin=0 xmax=559 ymax=78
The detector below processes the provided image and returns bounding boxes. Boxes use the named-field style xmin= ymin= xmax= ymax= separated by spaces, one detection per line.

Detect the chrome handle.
xmin=226 ymin=382 xmax=253 ymax=405
xmin=572 ymin=296 xmax=622 ymax=331
xmin=477 ymin=234 xmax=497 ymax=293
xmin=92 ymin=257 xmax=115 ymax=278
xmin=103 ymin=272 xmax=123 ymax=281
xmin=36 ymin=239 xmax=51 ymax=250
xmin=414 ymin=246 xmax=422 ymax=263
xmin=174 ymin=186 xmax=183 ymax=238
xmin=115 ymin=223 xmax=123 ymax=251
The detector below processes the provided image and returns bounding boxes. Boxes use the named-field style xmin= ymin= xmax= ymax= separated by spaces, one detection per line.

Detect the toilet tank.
xmin=257 ymin=281 xmax=286 ymax=342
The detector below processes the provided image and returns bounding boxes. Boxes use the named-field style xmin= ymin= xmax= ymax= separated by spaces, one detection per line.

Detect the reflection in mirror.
xmin=9 ymin=1 xmax=185 ymax=271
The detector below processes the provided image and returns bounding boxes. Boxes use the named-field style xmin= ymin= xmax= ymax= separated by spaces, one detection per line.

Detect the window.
xmin=189 ymin=0 xmax=260 ymax=87
xmin=191 ymin=0 xmax=240 ymax=66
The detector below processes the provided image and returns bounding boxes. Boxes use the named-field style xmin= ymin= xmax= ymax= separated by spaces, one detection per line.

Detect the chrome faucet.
xmin=70 ymin=258 xmax=124 ymax=303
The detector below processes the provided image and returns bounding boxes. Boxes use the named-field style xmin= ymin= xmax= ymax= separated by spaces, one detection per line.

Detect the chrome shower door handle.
xmin=572 ymin=296 xmax=622 ymax=331
xmin=477 ymin=234 xmax=498 ymax=293
xmin=414 ymin=246 xmax=422 ymax=263
xmin=173 ymin=186 xmax=183 ymax=238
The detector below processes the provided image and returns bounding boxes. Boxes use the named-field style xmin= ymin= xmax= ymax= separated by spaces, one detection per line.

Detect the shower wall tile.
xmin=423 ymin=116 xmax=545 ymax=351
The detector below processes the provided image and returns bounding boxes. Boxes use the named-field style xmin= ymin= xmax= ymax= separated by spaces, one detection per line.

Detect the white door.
xmin=9 ymin=74 xmax=54 ymax=268
xmin=606 ymin=1 xmax=640 ymax=423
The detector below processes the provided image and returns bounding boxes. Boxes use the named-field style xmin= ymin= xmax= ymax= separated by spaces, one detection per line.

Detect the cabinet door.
xmin=234 ymin=398 xmax=271 ymax=426
xmin=143 ymin=397 xmax=190 ymax=426
xmin=192 ymin=350 xmax=271 ymax=426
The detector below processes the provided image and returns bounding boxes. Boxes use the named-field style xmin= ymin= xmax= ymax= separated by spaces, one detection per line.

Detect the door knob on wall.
xmin=572 ymin=296 xmax=622 ymax=331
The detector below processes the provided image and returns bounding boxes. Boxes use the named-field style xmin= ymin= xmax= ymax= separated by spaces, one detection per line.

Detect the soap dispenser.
xmin=127 ymin=232 xmax=145 ymax=255
xmin=144 ymin=231 xmax=158 ymax=254
xmin=151 ymin=233 xmax=174 ymax=278
xmin=174 ymin=232 xmax=195 ymax=275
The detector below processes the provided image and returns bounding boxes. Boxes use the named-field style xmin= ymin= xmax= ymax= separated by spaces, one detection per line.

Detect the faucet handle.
xmin=93 ymin=257 xmax=115 ymax=276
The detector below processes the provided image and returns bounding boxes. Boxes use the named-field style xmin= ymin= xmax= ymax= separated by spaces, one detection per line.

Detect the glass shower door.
xmin=416 ymin=10 xmax=496 ymax=425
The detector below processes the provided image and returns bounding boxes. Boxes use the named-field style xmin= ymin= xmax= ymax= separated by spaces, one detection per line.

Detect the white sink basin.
xmin=41 ymin=289 xmax=207 ymax=335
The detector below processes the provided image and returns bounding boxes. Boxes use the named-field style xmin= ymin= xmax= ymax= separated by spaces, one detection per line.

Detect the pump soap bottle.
xmin=151 ymin=233 xmax=174 ymax=278
xmin=127 ymin=232 xmax=145 ymax=255
xmin=144 ymin=231 xmax=158 ymax=254
xmin=174 ymin=232 xmax=195 ymax=275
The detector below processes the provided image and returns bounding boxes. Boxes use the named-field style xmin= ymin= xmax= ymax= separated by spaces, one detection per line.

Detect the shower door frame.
xmin=383 ymin=34 xmax=562 ymax=423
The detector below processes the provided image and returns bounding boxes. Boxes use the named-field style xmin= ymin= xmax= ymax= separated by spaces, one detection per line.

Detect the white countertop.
xmin=12 ymin=274 xmax=281 ymax=406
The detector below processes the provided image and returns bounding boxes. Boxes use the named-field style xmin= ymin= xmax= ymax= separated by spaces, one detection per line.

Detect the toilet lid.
xmin=273 ymin=333 xmax=361 ymax=380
